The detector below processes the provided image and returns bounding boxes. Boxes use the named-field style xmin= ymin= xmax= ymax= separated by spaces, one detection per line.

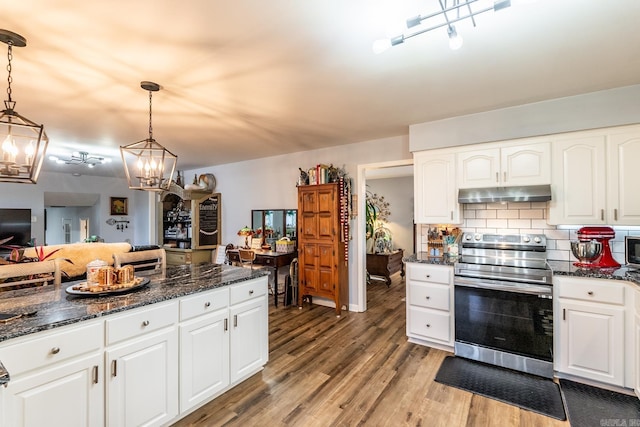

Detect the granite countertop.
xmin=0 ymin=263 xmax=268 ymax=345
xmin=404 ymin=253 xmax=640 ymax=286
xmin=403 ymin=252 xmax=457 ymax=266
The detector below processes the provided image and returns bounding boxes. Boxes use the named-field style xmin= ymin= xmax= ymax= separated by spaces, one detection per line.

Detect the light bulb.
xmin=372 ymin=38 xmax=392 ymax=54
xmin=448 ymin=26 xmax=463 ymax=50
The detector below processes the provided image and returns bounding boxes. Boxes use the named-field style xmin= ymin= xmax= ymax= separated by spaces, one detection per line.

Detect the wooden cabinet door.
xmin=608 ymin=130 xmax=640 ymax=225
xmin=548 ymin=135 xmax=607 ymax=225
xmin=414 ymin=151 xmax=460 ymax=224
xmin=229 ymin=298 xmax=268 ymax=384
xmin=106 ymin=328 xmax=178 ymax=427
xmin=179 ymin=309 xmax=229 ymax=413
xmin=457 ymin=148 xmax=500 ymax=188
xmin=2 ymin=354 xmax=103 ymax=427
xmin=300 ymin=243 xmax=319 ymax=293
xmin=558 ymin=301 xmax=624 ymax=386
xmin=500 ymin=142 xmax=550 ymax=186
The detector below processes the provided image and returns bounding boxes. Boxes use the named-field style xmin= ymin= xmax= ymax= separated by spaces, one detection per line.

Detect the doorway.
xmin=355 ymin=159 xmax=413 ymax=312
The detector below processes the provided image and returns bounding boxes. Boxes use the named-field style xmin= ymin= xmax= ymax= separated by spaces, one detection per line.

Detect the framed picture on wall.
xmin=110 ymin=197 xmax=128 ymax=216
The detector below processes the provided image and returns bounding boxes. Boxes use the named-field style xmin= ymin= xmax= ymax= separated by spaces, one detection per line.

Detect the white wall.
xmin=367 ymin=176 xmax=414 ymax=256
xmin=0 ymin=172 xmax=149 ymax=245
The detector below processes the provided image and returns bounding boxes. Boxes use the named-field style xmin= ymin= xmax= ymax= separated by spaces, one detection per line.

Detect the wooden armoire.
xmin=297 ymin=182 xmax=349 ymax=316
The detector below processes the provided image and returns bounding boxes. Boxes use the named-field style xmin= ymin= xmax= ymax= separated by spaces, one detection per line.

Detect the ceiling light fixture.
xmin=120 ymin=81 xmax=177 ymax=192
xmin=49 ymin=151 xmax=112 ymax=169
xmin=0 ymin=29 xmax=48 ymax=184
xmin=372 ymin=0 xmax=511 ymax=53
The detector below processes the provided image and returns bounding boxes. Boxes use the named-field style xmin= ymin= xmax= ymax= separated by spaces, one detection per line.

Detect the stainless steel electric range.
xmin=453 ymin=233 xmax=554 ymax=378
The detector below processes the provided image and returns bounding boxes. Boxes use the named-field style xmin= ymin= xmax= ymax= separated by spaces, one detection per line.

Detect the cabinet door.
xmin=179 ymin=309 xmax=229 ymax=413
xmin=548 ymin=135 xmax=607 ymax=225
xmin=414 ymin=151 xmax=460 ymax=224
xmin=457 ymin=148 xmax=500 ymax=188
xmin=229 ymin=297 xmax=268 ymax=384
xmin=500 ymin=142 xmax=550 ymax=186
xmin=106 ymin=328 xmax=178 ymax=427
xmin=558 ymin=301 xmax=624 ymax=386
xmin=636 ymin=312 xmax=640 ymax=399
xmin=2 ymin=353 xmax=103 ymax=427
xmin=608 ymin=130 xmax=640 ymax=225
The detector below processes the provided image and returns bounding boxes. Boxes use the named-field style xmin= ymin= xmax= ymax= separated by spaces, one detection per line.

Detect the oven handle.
xmin=454 ymin=276 xmax=553 ymax=297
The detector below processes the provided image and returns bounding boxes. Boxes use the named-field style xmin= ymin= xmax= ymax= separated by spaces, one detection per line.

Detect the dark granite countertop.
xmin=403 ymin=252 xmax=457 ymax=266
xmin=0 ymin=263 xmax=268 ymax=345
xmin=547 ymin=260 xmax=640 ymax=286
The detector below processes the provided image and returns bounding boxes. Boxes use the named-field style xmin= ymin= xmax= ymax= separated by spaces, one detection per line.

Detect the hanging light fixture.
xmin=120 ymin=81 xmax=177 ymax=191
xmin=0 ymin=30 xmax=48 ymax=184
xmin=372 ymin=0 xmax=512 ymax=53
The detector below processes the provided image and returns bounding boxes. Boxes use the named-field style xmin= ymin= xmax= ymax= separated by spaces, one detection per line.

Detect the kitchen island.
xmin=0 ymin=263 xmax=270 ymax=427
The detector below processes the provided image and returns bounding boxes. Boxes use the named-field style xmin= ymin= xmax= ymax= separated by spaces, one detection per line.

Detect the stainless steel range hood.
xmin=458 ymin=184 xmax=552 ymax=204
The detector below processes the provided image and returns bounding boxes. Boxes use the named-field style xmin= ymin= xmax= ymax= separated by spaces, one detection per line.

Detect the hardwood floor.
xmin=173 ymin=273 xmax=569 ymax=427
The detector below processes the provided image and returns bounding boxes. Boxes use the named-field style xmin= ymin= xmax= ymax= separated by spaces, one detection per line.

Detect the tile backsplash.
xmin=418 ymin=202 xmax=640 ymax=264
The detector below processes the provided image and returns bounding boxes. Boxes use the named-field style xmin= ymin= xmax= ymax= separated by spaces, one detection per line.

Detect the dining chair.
xmin=113 ymin=248 xmax=166 ymax=275
xmin=0 ymin=258 xmax=62 ymax=289
xmin=238 ymin=249 xmax=258 ymax=269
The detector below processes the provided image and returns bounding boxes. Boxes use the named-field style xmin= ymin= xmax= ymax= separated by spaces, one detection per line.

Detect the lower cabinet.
xmin=635 ymin=288 xmax=640 ymax=399
xmin=555 ymin=276 xmax=626 ymax=387
xmin=405 ymin=262 xmax=454 ymax=351
xmin=0 ymin=276 xmax=269 ymax=427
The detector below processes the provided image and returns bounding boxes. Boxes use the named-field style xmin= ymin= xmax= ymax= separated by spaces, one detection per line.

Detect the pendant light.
xmin=0 ymin=29 xmax=48 ymax=184
xmin=120 ymin=81 xmax=177 ymax=191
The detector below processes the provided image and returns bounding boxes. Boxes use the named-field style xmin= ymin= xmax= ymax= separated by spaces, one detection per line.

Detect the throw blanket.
xmin=23 ymin=242 xmax=132 ymax=279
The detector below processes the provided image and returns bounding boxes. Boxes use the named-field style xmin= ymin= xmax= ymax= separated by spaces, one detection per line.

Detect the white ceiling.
xmin=4 ymin=0 xmax=640 ymax=178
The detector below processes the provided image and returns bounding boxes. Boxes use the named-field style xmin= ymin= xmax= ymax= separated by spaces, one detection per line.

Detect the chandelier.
xmin=0 ymin=30 xmax=48 ymax=184
xmin=373 ymin=0 xmax=512 ymax=53
xmin=120 ymin=81 xmax=177 ymax=192
xmin=49 ymin=151 xmax=112 ymax=168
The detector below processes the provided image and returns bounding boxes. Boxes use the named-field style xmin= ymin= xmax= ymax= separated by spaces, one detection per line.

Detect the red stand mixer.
xmin=574 ymin=226 xmax=621 ymax=269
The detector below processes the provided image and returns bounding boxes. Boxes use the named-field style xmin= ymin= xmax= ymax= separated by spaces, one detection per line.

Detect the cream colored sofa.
xmin=22 ymin=242 xmax=132 ymax=280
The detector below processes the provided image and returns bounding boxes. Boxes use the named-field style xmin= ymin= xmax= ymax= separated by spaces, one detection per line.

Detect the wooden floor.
xmin=173 ymin=274 xmax=569 ymax=427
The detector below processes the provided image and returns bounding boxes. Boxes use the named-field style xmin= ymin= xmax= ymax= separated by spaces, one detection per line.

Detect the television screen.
xmin=0 ymin=209 xmax=32 ymax=247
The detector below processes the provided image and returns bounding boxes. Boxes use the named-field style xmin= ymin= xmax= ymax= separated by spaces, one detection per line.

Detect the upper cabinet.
xmin=414 ymin=150 xmax=461 ymax=224
xmin=457 ymin=141 xmax=551 ymax=189
xmin=548 ymin=125 xmax=640 ymax=225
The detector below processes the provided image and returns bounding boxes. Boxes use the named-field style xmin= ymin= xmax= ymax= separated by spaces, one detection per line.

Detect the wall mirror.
xmin=251 ymin=209 xmax=297 ymax=246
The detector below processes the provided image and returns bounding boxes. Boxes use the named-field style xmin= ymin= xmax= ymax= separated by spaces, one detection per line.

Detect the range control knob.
xmin=534 ymin=236 xmax=542 ymax=244
xmin=465 ymin=234 xmax=472 ymax=241
xmin=474 ymin=234 xmax=482 ymax=241
xmin=522 ymin=236 xmax=531 ymax=243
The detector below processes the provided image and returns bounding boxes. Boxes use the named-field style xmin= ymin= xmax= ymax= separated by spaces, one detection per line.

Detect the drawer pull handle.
xmin=205 ymin=301 xmax=211 ymax=308
xmin=249 ymin=290 xmax=254 ymax=295
xmin=51 ymin=347 xmax=60 ymax=355
xmin=425 ymin=275 xmax=430 ymax=278
xmin=426 ymin=324 xmax=431 ymax=328
xmin=142 ymin=320 xmax=150 ymax=327
xmin=587 ymin=291 xmax=594 ymax=296
xmin=426 ymin=296 xmax=431 ymax=300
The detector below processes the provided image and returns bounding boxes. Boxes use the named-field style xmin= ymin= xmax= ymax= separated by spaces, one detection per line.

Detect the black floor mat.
xmin=560 ymin=379 xmax=640 ymax=426
xmin=434 ymin=356 xmax=566 ymax=420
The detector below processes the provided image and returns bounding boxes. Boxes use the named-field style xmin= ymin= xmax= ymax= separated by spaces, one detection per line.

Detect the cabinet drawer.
xmin=408 ymin=307 xmax=451 ymax=342
xmin=230 ymin=277 xmax=267 ymax=306
xmin=0 ymin=321 xmax=102 ymax=376
xmin=106 ymin=301 xmax=178 ymax=345
xmin=557 ymin=277 xmax=625 ymax=305
xmin=407 ymin=263 xmax=451 ymax=284
xmin=409 ymin=282 xmax=450 ymax=310
xmin=180 ymin=287 xmax=229 ymax=321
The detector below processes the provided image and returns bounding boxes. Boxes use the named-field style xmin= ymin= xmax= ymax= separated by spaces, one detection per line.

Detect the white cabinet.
xmin=457 ymin=141 xmax=550 ymax=189
xmin=0 ymin=320 xmax=104 ymax=427
xmin=105 ymin=301 xmax=179 ymax=427
xmin=179 ymin=287 xmax=230 ymax=413
xmin=405 ymin=263 xmax=454 ymax=351
xmin=607 ymin=129 xmax=640 ymax=225
xmin=555 ymin=276 xmax=625 ymax=386
xmin=548 ymin=125 xmax=640 ymax=225
xmin=229 ymin=278 xmax=269 ymax=383
xmin=413 ymin=150 xmax=460 ymax=224
xmin=635 ymin=288 xmax=640 ymax=399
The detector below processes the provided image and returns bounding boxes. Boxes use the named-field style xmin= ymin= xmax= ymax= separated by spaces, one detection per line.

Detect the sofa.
xmin=21 ymin=242 xmax=140 ymax=281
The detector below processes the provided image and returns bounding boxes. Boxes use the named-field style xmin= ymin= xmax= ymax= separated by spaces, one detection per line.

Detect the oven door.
xmin=454 ymin=277 xmax=553 ymax=363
